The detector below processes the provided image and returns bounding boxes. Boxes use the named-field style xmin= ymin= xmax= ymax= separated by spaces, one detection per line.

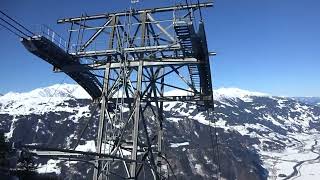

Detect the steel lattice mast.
xmin=21 ymin=2 xmax=214 ymax=179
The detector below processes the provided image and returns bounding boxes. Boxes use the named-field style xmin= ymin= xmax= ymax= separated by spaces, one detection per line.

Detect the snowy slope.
xmin=212 ymin=87 xmax=268 ymax=101
xmin=0 ymin=84 xmax=265 ymax=115
xmin=0 ymin=84 xmax=90 ymax=115
xmin=162 ymin=87 xmax=320 ymax=179
xmin=293 ymin=97 xmax=320 ymax=107
xmin=1 ymin=84 xmax=320 ymax=180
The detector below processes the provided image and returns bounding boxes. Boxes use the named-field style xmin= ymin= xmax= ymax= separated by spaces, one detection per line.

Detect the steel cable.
xmin=0 ymin=10 xmax=34 ymax=36
xmin=0 ymin=22 xmax=22 ymax=37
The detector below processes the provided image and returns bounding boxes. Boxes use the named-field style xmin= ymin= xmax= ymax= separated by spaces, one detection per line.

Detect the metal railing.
xmin=33 ymin=24 xmax=68 ymax=51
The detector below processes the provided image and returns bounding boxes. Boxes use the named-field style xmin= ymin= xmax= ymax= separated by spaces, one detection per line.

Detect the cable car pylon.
xmin=17 ymin=2 xmax=216 ymax=179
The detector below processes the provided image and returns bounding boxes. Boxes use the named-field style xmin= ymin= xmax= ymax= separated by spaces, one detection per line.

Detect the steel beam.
xmin=130 ymin=61 xmax=143 ymax=178
xmin=93 ymin=15 xmax=118 ymax=180
xmin=105 ymin=95 xmax=213 ymax=103
xmin=93 ymin=63 xmax=110 ymax=180
xmin=58 ymin=58 xmax=199 ymax=73
xmin=147 ymin=14 xmax=175 ymax=42
xmin=57 ymin=2 xmax=213 ymax=23
xmin=80 ymin=18 xmax=112 ymax=50
xmin=130 ymin=11 xmax=147 ymax=179
xmin=70 ymin=44 xmax=181 ymax=57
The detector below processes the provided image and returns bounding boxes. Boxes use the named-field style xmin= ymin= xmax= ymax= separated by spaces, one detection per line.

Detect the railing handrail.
xmin=33 ymin=24 xmax=68 ymax=52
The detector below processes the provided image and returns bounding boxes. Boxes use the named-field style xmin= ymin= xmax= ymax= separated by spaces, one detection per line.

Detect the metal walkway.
xmin=21 ymin=33 xmax=102 ymax=100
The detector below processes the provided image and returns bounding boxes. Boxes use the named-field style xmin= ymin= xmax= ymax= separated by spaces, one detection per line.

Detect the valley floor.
xmin=260 ymin=132 xmax=320 ymax=180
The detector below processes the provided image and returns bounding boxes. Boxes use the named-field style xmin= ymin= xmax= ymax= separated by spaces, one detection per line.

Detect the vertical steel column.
xmin=157 ymin=68 xmax=165 ymax=178
xmin=93 ymin=15 xmax=116 ymax=180
xmin=66 ymin=22 xmax=74 ymax=53
xmin=130 ymin=60 xmax=143 ymax=178
xmin=157 ymin=121 xmax=163 ymax=177
xmin=130 ymin=11 xmax=147 ymax=179
xmin=93 ymin=63 xmax=110 ymax=180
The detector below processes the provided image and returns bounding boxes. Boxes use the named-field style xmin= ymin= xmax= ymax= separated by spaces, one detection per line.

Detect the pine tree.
xmin=0 ymin=131 xmax=9 ymax=168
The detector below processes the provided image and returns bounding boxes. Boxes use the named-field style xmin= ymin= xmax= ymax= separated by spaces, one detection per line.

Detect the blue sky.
xmin=1 ymin=0 xmax=320 ymax=96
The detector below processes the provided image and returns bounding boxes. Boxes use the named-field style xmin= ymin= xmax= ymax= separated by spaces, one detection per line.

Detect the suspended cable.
xmin=0 ymin=10 xmax=34 ymax=36
xmin=209 ymin=109 xmax=217 ymax=179
xmin=159 ymin=154 xmax=178 ymax=180
xmin=207 ymin=99 xmax=221 ymax=180
xmin=212 ymin=106 xmax=221 ymax=179
xmin=0 ymin=17 xmax=29 ymax=37
xmin=213 ymin=100 xmax=222 ymax=178
xmin=0 ymin=22 xmax=22 ymax=37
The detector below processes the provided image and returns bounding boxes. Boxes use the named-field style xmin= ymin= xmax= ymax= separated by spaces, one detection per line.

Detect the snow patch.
xmin=37 ymin=159 xmax=61 ymax=174
xmin=170 ymin=142 xmax=189 ymax=148
xmin=167 ymin=117 xmax=182 ymax=123
xmin=75 ymin=140 xmax=96 ymax=152
xmin=213 ymin=87 xmax=268 ymax=101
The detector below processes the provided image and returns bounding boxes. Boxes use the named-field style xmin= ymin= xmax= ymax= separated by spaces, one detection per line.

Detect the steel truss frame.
xmin=22 ymin=2 xmax=214 ymax=180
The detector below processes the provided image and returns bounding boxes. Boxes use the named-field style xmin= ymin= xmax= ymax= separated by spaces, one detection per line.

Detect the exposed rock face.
xmin=1 ymin=84 xmax=320 ymax=180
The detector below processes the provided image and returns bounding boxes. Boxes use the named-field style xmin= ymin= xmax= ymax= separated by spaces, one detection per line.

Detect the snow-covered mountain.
xmin=0 ymin=84 xmax=90 ymax=115
xmin=1 ymin=84 xmax=320 ymax=180
xmin=293 ymin=97 xmax=320 ymax=107
xmin=212 ymin=87 xmax=269 ymax=100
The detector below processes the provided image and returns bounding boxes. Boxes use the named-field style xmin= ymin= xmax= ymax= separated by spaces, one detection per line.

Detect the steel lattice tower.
xmin=21 ymin=2 xmax=214 ymax=179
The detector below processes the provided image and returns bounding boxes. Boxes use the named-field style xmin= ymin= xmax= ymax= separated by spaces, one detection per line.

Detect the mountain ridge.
xmin=0 ymin=84 xmax=273 ymax=100
xmin=3 ymin=84 xmax=318 ymax=102
xmin=1 ymin=84 xmax=320 ymax=179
